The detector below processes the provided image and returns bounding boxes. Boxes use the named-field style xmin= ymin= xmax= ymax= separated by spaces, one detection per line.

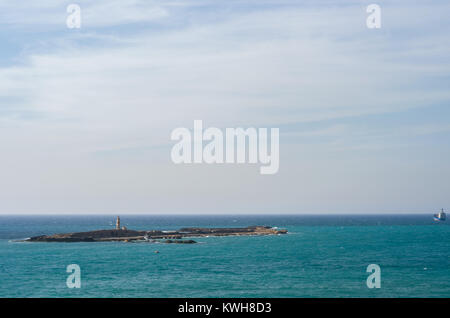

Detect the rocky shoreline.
xmin=25 ymin=226 xmax=287 ymax=243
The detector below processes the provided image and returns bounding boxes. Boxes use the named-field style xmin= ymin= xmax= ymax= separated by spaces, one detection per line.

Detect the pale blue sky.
xmin=0 ymin=0 xmax=449 ymax=214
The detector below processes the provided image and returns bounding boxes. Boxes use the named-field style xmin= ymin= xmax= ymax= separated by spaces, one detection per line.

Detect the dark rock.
xmin=163 ymin=239 xmax=197 ymax=244
xmin=26 ymin=226 xmax=287 ymax=242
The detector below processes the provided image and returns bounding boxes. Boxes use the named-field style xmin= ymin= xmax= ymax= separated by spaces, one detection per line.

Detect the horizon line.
xmin=0 ymin=212 xmax=438 ymax=216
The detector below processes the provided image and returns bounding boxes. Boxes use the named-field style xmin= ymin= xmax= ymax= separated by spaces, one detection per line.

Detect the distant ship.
xmin=433 ymin=209 xmax=446 ymax=221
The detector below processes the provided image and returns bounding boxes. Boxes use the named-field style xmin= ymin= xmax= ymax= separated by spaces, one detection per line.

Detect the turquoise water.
xmin=0 ymin=215 xmax=448 ymax=297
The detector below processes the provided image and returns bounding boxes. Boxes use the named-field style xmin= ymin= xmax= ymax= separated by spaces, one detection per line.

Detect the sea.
xmin=0 ymin=214 xmax=448 ymax=298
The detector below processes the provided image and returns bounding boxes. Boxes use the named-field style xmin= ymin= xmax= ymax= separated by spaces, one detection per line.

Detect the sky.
xmin=0 ymin=0 xmax=449 ymax=214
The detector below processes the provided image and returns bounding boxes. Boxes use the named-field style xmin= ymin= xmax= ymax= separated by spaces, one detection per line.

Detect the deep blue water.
xmin=0 ymin=214 xmax=448 ymax=298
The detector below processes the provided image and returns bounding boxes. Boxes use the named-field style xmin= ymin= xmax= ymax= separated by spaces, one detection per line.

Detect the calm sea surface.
xmin=0 ymin=214 xmax=448 ymax=297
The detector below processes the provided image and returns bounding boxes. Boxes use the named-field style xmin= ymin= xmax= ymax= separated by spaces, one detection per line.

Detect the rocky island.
xmin=25 ymin=217 xmax=288 ymax=243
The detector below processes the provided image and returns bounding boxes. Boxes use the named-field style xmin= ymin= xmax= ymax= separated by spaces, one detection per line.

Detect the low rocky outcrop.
xmin=26 ymin=226 xmax=287 ymax=243
xmin=163 ymin=240 xmax=197 ymax=244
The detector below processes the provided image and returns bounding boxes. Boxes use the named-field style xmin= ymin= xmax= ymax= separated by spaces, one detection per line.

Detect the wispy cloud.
xmin=0 ymin=0 xmax=169 ymax=28
xmin=0 ymin=1 xmax=449 ymax=213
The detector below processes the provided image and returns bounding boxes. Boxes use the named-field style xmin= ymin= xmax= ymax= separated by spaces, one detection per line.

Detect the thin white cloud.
xmin=0 ymin=1 xmax=449 ymax=213
xmin=0 ymin=0 xmax=169 ymax=28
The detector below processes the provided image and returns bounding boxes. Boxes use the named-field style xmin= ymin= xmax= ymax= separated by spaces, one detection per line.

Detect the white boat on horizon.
xmin=433 ymin=209 xmax=446 ymax=221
